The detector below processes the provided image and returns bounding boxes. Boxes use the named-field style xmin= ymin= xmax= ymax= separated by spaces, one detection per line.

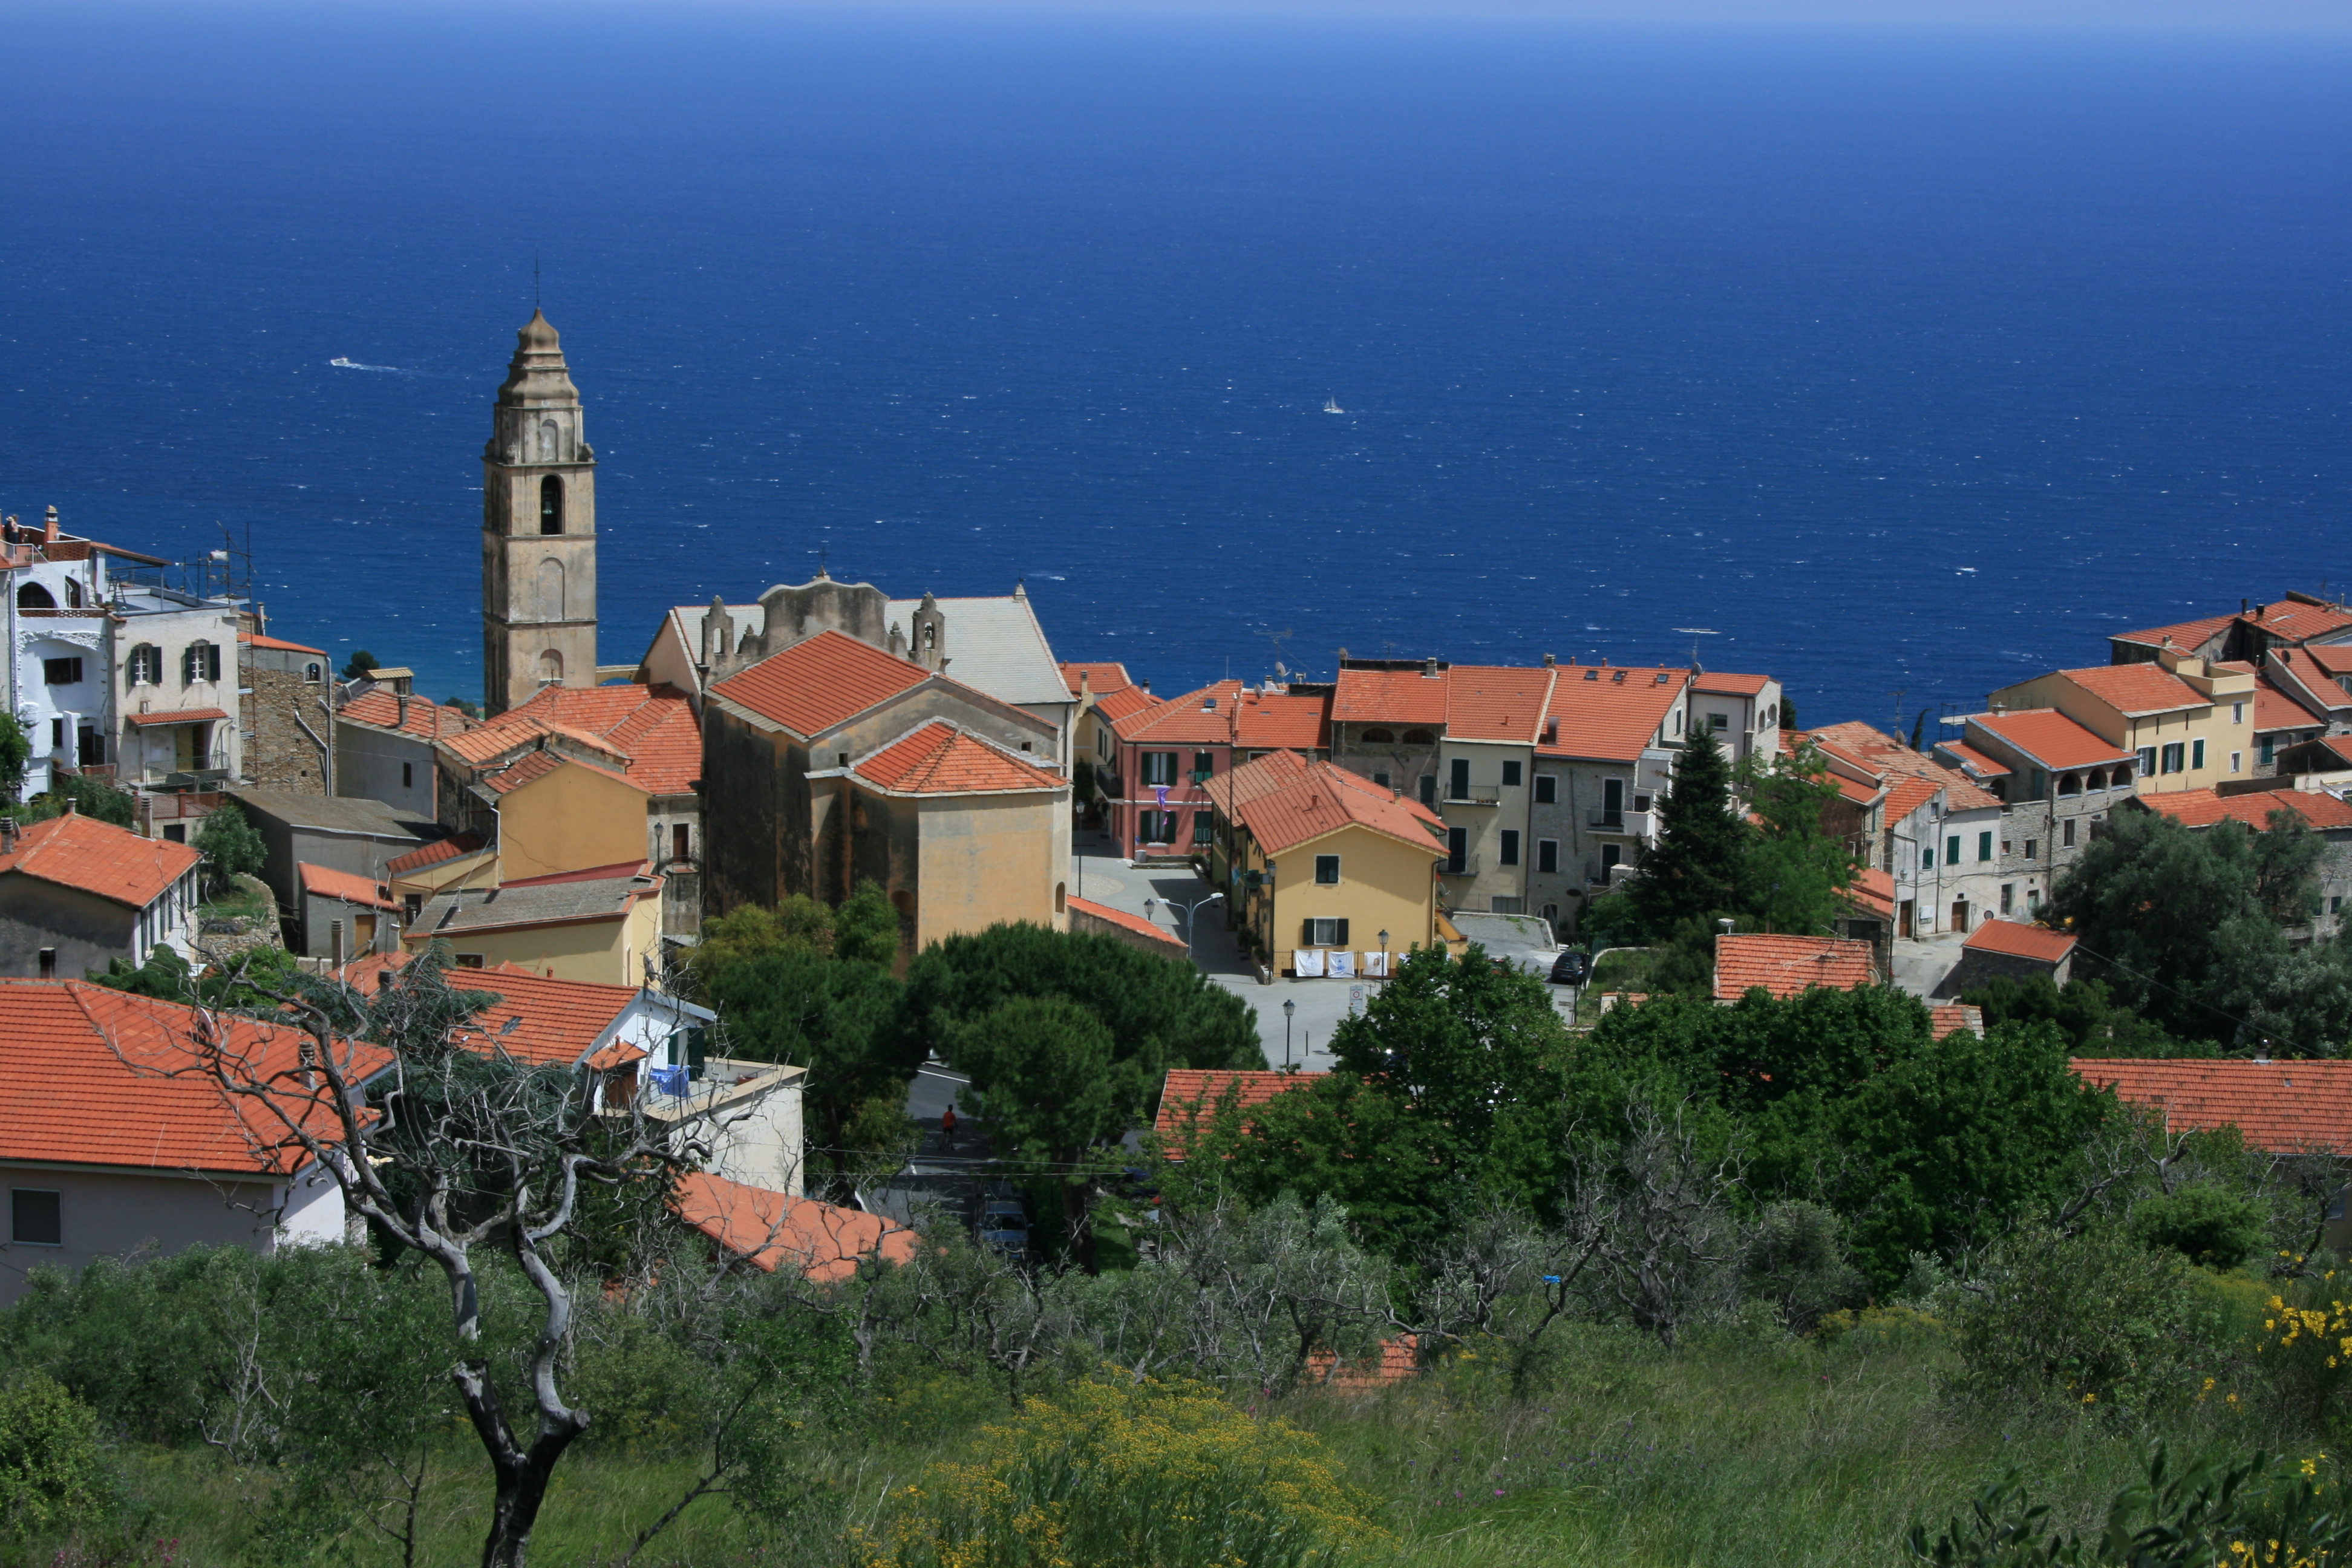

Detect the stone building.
xmin=239 ymin=624 xmax=333 ymax=794
xmin=481 ymin=312 xmax=601 ymax=716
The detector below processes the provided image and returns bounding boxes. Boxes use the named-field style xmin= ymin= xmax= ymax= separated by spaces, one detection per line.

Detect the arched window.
xmin=1402 ymin=728 xmax=1437 ymax=745
xmin=16 ymin=582 xmax=54 ymax=610
xmin=2057 ymin=773 xmax=2082 ymax=797
xmin=2085 ymin=768 xmax=2106 ymax=791
xmin=304 ymin=662 xmax=323 ymax=684
xmin=1361 ymin=727 xmax=1397 ymax=744
xmin=1054 ymin=881 xmax=1067 ymax=915
xmin=537 ymin=558 xmax=566 ymax=620
xmin=537 ymin=650 xmax=564 ymax=687
xmin=538 ymin=420 xmax=558 ymax=462
xmin=539 ymin=475 xmax=563 ymax=534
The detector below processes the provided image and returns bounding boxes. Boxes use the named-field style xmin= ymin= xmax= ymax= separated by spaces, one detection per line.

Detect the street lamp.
xmin=1143 ymin=892 xmax=1225 ymax=965
xmin=1282 ymin=998 xmax=1296 ymax=1070
xmin=1378 ymin=929 xmax=1390 ymax=987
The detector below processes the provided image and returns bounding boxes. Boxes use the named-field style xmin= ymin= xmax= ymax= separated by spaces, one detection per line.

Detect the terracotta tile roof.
xmin=482 ymin=684 xmax=701 ymax=795
xmin=710 ymin=629 xmax=930 ymax=737
xmin=2141 ymin=787 xmax=2352 ymax=833
xmin=1846 ymin=867 xmax=1896 ymax=920
xmin=1201 ymin=749 xmax=1314 ymax=817
xmin=1881 ymin=777 xmax=1942 ymax=825
xmin=1934 ymin=740 xmax=2011 ymax=779
xmin=1117 ymin=682 xmax=1246 ymax=745
xmin=240 ymin=630 xmax=328 ymax=655
xmin=1964 ymin=920 xmax=2078 ymax=964
xmin=0 ymin=981 xmax=387 ymax=1175
xmin=125 ymin=707 xmax=230 ymax=727
xmin=477 ymin=746 xmax=645 ymax=799
xmin=2059 ymin=664 xmax=2207 ymax=717
xmin=298 ymin=861 xmax=397 ymax=912
xmin=2251 ymin=596 xmax=2352 ymax=643
xmin=2304 ymin=644 xmax=2352 ymax=678
xmin=1968 ymin=710 xmax=2137 ymax=772
xmin=2114 ymin=611 xmax=2239 ymax=652
xmin=385 ymin=833 xmax=485 ymax=877
xmin=1930 ymin=1004 xmax=1985 ymax=1039
xmin=1803 ymin=722 xmax=2002 ymax=812
xmin=1447 ymin=665 xmax=1555 ymax=744
xmin=1230 ymin=757 xmax=1448 ymax=857
xmin=1154 ymin=1068 xmax=1324 ymax=1158
xmin=1692 ymin=671 xmax=1772 ymax=696
xmin=1541 ymin=664 xmax=1688 ymax=763
xmin=2273 ymin=650 xmax=2352 ymax=713
xmin=1232 ymin=688 xmax=1331 ymax=750
xmin=339 ymin=688 xmax=475 ymax=742
xmin=851 ymin=720 xmax=1065 ymax=796
xmin=1332 ymin=666 xmax=1450 ymax=727
xmin=1067 ymin=896 xmax=1186 ymax=951
xmin=2253 ymin=675 xmax=2324 ymax=734
xmin=0 ymin=812 xmax=200 ymax=909
xmin=1713 ymin=933 xmax=1876 ymax=1002
xmin=1091 ymin=685 xmax=1163 ymax=725
xmin=674 ymin=1171 xmax=919 ymax=1282
xmin=2074 ymin=1058 xmax=2352 ymax=1155
xmin=339 ymin=956 xmax=643 ymax=1068
xmin=1060 ymin=661 xmax=1132 ymax=697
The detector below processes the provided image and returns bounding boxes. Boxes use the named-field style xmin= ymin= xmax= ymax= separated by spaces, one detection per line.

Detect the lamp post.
xmin=1282 ymin=998 xmax=1296 ymax=1070
xmin=1378 ymin=929 xmax=1390 ymax=987
xmin=1143 ymin=892 xmax=1225 ymax=965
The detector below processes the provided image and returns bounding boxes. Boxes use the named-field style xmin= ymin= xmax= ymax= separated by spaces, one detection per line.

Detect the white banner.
xmin=1327 ymin=950 xmax=1357 ymax=978
xmin=1361 ymin=951 xmax=1390 ymax=977
xmin=1293 ymin=949 xmax=1327 ymax=978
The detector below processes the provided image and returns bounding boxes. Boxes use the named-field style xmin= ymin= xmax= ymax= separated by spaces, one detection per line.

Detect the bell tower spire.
xmin=481 ymin=310 xmax=599 ymax=716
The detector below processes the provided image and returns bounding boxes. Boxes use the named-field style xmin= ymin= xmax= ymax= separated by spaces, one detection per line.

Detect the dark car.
xmin=1548 ymin=950 xmax=1590 ymax=986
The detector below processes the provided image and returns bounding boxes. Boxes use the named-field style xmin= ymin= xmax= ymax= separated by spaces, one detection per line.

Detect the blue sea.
xmin=1 ymin=6 xmax=2347 ymax=730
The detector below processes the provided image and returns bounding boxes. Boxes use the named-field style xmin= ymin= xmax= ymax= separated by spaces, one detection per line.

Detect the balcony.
xmin=1444 ymin=791 xmax=1501 ymax=807
xmin=1439 ymin=857 xmax=1481 ymax=877
xmin=1587 ymin=807 xmax=1655 ymax=837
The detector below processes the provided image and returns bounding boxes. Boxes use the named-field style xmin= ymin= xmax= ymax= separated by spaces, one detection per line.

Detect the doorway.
xmin=1898 ymin=900 xmax=1915 ymax=939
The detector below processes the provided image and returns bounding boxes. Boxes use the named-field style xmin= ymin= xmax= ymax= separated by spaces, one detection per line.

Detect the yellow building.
xmin=1204 ymin=753 xmax=1447 ymax=979
xmin=1988 ymin=648 xmax=2255 ymax=795
xmin=402 ymin=863 xmax=665 ymax=985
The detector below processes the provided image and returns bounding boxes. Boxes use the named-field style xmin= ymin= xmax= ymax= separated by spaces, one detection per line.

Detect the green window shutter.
xmin=1335 ymin=918 xmax=1350 ymax=948
xmin=1301 ymin=919 xmax=1316 ymax=946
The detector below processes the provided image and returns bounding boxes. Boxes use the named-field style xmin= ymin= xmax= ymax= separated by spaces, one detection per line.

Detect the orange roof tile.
xmin=1153 ymin=1068 xmax=1324 ymax=1157
xmin=1542 ymin=664 xmax=1688 ymax=763
xmin=2272 ymin=650 xmax=2352 ymax=713
xmin=0 ymin=812 xmax=200 ymax=909
xmin=125 ymin=707 xmax=230 ymax=727
xmin=483 ymin=684 xmax=701 ymax=795
xmin=2253 ymin=675 xmax=2324 ymax=734
xmin=1933 ymin=740 xmax=2012 ymax=779
xmin=1116 ymin=682 xmax=1246 ymax=745
xmin=1713 ymin=933 xmax=1875 ymax=1002
xmin=710 ymin=629 xmax=930 ymax=737
xmin=1846 ymin=867 xmax=1896 ymax=920
xmin=1446 ymin=665 xmax=1555 ymax=744
xmin=241 ymin=630 xmax=328 ymax=655
xmin=1232 ymin=688 xmax=1331 ymax=750
xmin=1968 ymin=710 xmax=2137 ymax=772
xmin=2113 ymin=611 xmax=2240 ymax=652
xmin=673 ymin=1171 xmax=919 ymax=1282
xmin=1964 ymin=920 xmax=2078 ymax=963
xmin=298 ymin=861 xmax=396 ymax=912
xmin=477 ymin=746 xmax=645 ymax=799
xmin=1692 ymin=671 xmax=1772 ymax=696
xmin=2252 ymin=596 xmax=2352 ymax=642
xmin=1091 ymin=685 xmax=1163 ymax=724
xmin=1930 ymin=1004 xmax=1984 ymax=1040
xmin=1811 ymin=722 xmax=2002 ymax=809
xmin=1067 ymin=895 xmax=1186 ymax=951
xmin=385 ymin=833 xmax=485 ymax=877
xmin=2304 ymin=644 xmax=2352 ymax=678
xmin=340 ymin=688 xmax=475 ymax=742
xmin=1200 ymin=749 xmax=1314 ymax=817
xmin=339 ymin=956 xmax=642 ymax=1068
xmin=852 ymin=721 xmax=1065 ymax=795
xmin=1230 ymin=757 xmax=1448 ymax=857
xmin=1060 ymin=661 xmax=1133 ymax=697
xmin=2060 ymin=664 xmax=2207 ymax=717
xmin=0 ymin=981 xmax=388 ymax=1175
xmin=2141 ymin=787 xmax=2352 ymax=834
xmin=2075 ymin=1058 xmax=2352 ymax=1155
xmin=1332 ymin=666 xmax=1450 ymax=727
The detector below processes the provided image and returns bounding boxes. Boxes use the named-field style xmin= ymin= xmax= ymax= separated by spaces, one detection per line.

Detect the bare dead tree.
xmin=1576 ymin=1100 xmax=1746 ymax=1348
xmin=126 ymin=954 xmax=722 ymax=1568
xmin=1416 ymin=1198 xmax=1607 ymax=1396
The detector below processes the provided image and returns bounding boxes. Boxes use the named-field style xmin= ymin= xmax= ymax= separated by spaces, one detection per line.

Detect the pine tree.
xmin=1626 ymin=722 xmax=1750 ymax=937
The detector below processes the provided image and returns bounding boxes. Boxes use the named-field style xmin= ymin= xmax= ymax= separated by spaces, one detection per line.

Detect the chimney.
xmin=1422 ymin=657 xmax=1439 ymax=679
xmin=1543 ymin=652 xmax=1555 ymax=668
xmin=0 ymin=819 xmax=15 ymax=855
xmin=63 ymin=796 xmax=76 ymax=815
xmin=38 ymin=947 xmax=56 ymax=979
xmin=331 ymin=920 xmax=347 ymax=970
xmin=43 ymin=506 xmax=58 ymax=544
xmin=396 ymin=692 xmax=412 ymax=730
xmin=1077 ymin=669 xmax=1091 ymax=697
xmin=1139 ymin=679 xmax=1151 ymax=694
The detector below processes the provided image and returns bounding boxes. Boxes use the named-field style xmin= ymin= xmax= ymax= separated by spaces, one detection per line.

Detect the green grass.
xmin=27 ymin=1320 xmax=2288 ymax=1568
xmin=197 ymin=874 xmax=273 ymax=923
xmin=1587 ymin=947 xmax=1659 ymax=996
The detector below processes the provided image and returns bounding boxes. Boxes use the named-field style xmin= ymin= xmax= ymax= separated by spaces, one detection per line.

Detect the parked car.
xmin=1548 ymin=949 xmax=1590 ymax=986
xmin=980 ymin=1198 xmax=1030 ymax=1259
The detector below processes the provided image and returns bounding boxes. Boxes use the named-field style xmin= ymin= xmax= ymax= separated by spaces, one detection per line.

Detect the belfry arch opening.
xmin=540 ymin=475 xmax=564 ymax=535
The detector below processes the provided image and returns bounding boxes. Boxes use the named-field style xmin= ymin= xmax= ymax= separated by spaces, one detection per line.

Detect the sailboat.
xmin=1323 ymin=397 xmax=1345 ymax=414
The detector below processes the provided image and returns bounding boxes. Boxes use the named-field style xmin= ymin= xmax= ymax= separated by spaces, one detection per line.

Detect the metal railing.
xmin=1439 ymin=857 xmax=1481 ymax=877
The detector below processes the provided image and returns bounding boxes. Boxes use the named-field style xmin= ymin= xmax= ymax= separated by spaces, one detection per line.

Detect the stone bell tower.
xmin=481 ymin=310 xmax=598 ymax=716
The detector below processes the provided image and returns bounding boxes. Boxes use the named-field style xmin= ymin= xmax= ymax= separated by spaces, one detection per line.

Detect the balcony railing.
xmin=1587 ymin=808 xmax=1656 ymax=838
xmin=1445 ymin=790 xmax=1501 ymax=806
xmin=1439 ymin=857 xmax=1481 ymax=877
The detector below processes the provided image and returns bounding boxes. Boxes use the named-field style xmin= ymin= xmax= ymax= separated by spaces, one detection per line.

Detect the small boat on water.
xmin=1324 ymin=397 xmax=1345 ymax=414
xmin=330 ymin=358 xmax=358 ymax=368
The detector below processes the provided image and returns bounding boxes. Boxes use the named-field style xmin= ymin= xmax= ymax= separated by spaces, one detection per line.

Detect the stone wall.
xmin=243 ymin=661 xmax=329 ymax=794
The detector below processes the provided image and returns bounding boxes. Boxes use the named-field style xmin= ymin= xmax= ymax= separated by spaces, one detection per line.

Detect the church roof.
xmin=884 ymin=592 xmax=1069 ymax=709
xmin=711 ymin=630 xmax=932 ymax=738
xmin=849 ymin=720 xmax=1067 ymax=797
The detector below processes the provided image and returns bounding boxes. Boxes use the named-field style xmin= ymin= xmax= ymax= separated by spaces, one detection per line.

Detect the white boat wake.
xmin=329 ymin=357 xmax=426 ymax=376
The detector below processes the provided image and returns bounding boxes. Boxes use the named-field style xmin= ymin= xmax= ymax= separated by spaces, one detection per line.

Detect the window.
xmin=1673 ymin=711 xmax=1684 ymax=736
xmin=2138 ymin=745 xmax=2158 ymax=776
xmin=2029 ymin=768 xmax=2047 ymax=800
xmin=1192 ymin=813 xmax=1215 ymax=846
xmin=1945 ymin=835 xmax=1961 ymax=865
xmin=163 ymin=823 xmax=185 ymax=843
xmin=2025 ymin=839 xmax=2037 ymax=860
xmin=1193 ymin=750 xmax=1215 ymax=782
xmin=304 ymin=661 xmax=322 ymax=684
xmin=1538 ymin=838 xmax=1559 ymax=873
xmin=1445 ymin=826 xmax=1468 ymax=874
xmin=1534 ymin=773 xmax=1557 ymax=804
xmin=1708 ymin=711 xmax=1729 ymax=732
xmin=126 ymin=644 xmax=162 ymax=687
xmin=1419 ymin=776 xmax=1436 ymax=807
xmin=1448 ymin=757 xmax=1471 ymax=800
xmin=1138 ymin=810 xmax=1176 ymax=844
xmin=2233 ymin=702 xmax=2246 ymax=724
xmin=2191 ymin=739 xmax=2206 ymax=771
xmin=2230 ymin=751 xmax=2242 ymax=774
xmin=2028 ymin=887 xmax=2042 ymax=909
xmin=2334 ymin=897 xmax=2344 ymax=916
xmin=181 ymin=641 xmax=220 ymax=684
xmin=1314 ymin=854 xmax=1341 ymax=884
xmin=1977 ymin=831 xmax=1993 ymax=862
xmin=1304 ymin=917 xmax=1350 ymax=947
xmin=1373 ymin=771 xmax=1390 ymax=788
xmin=1601 ymin=777 xmax=1625 ymax=822
xmin=16 ymin=582 xmax=54 ymax=610
xmin=537 ymin=650 xmax=563 ymax=686
xmin=1501 ymin=760 xmax=1523 ymax=788
xmin=1361 ymin=727 xmax=1396 ymax=744
xmin=2161 ymin=742 xmax=2185 ymax=774
xmin=2258 ymin=736 xmax=2275 ymax=765
xmin=1141 ymin=752 xmax=1178 ymax=788
xmin=1500 ymin=829 xmax=1520 ymax=866
xmin=41 ymin=656 xmax=80 ymax=685
xmin=10 ymin=1189 xmax=61 ymax=1246
xmin=540 ymin=475 xmax=564 ymax=534
xmin=402 ymin=761 xmax=414 ymax=789
xmin=49 ymin=717 xmax=63 ymax=749
xmin=1402 ymin=729 xmax=1437 ymax=745
xmin=1921 ymin=845 xmax=1935 ymax=870
xmin=2062 ymin=818 xmax=2076 ymax=849
xmin=455 ymin=953 xmax=485 ymax=969
xmin=2001 ymin=883 xmax=2014 ymax=913
xmin=1599 ymin=844 xmax=1622 ymax=875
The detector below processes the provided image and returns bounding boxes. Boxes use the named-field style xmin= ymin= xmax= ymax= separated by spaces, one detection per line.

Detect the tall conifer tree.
xmin=1627 ymin=722 xmax=1749 ymax=935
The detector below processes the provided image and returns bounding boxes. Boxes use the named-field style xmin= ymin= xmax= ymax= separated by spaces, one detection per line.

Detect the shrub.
xmin=192 ymin=801 xmax=266 ymax=893
xmin=2131 ymin=1184 xmax=2268 ymax=1270
xmin=0 ymin=1374 xmax=109 ymax=1538
xmin=854 ymin=1376 xmax=1381 ymax=1568
xmin=2250 ymin=1282 xmax=2352 ymax=1435
xmin=1742 ymin=1200 xmax=1868 ymax=1334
